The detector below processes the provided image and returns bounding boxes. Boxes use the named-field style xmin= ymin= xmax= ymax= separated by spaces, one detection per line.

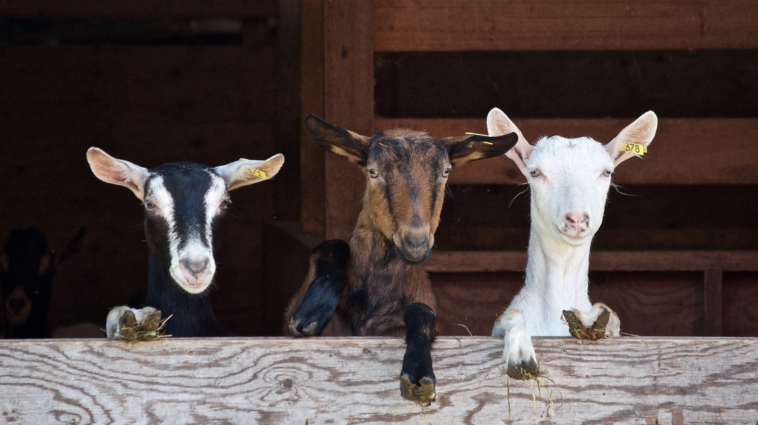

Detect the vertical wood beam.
xmin=300 ymin=0 xmax=326 ymax=233
xmin=323 ymin=0 xmax=373 ymax=240
xmin=703 ymin=269 xmax=723 ymax=336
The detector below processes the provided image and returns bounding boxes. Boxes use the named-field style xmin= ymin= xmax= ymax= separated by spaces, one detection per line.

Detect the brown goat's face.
xmin=365 ymin=130 xmax=448 ymax=263
xmin=305 ymin=114 xmax=519 ymax=264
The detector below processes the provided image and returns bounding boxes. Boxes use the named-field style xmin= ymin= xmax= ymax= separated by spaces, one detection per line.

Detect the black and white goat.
xmin=87 ymin=148 xmax=284 ymax=337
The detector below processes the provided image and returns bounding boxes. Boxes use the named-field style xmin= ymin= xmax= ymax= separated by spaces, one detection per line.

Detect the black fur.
xmin=0 ymin=229 xmax=54 ymax=339
xmin=291 ymin=240 xmax=350 ymax=336
xmin=400 ymin=303 xmax=437 ymax=388
xmin=141 ymin=162 xmax=230 ymax=337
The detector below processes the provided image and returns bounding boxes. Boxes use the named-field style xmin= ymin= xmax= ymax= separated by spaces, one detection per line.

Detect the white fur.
xmin=488 ymin=108 xmax=656 ymax=371
xmin=146 ymin=176 xmax=220 ymax=295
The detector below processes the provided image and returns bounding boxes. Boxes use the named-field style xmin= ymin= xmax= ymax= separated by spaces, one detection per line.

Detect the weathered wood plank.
xmin=704 ymin=269 xmax=724 ymax=336
xmin=300 ymin=0 xmax=327 ymax=234
xmin=375 ymin=118 xmax=758 ymax=185
xmin=374 ymin=0 xmax=758 ymax=51
xmin=0 ymin=0 xmax=276 ymax=18
xmin=323 ymin=0 xmax=374 ymax=240
xmin=423 ymin=251 xmax=758 ymax=272
xmin=0 ymin=338 xmax=756 ymax=424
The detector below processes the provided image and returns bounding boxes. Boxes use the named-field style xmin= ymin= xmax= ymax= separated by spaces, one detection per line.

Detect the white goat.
xmin=488 ymin=108 xmax=658 ymax=377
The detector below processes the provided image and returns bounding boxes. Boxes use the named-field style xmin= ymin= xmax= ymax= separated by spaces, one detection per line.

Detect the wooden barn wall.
xmin=0 ymin=1 xmax=298 ymax=336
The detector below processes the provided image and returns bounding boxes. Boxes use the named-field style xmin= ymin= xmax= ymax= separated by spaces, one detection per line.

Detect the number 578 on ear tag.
xmin=620 ymin=143 xmax=647 ymax=155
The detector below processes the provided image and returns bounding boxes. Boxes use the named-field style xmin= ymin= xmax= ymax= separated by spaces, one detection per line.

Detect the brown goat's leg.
xmin=399 ymin=302 xmax=437 ymax=405
xmin=286 ymin=240 xmax=349 ymax=337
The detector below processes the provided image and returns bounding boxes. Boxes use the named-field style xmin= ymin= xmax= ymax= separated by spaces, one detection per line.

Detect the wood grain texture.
xmin=0 ymin=0 xmax=276 ymax=18
xmin=0 ymin=337 xmax=757 ymax=424
xmin=375 ymin=118 xmax=758 ymax=185
xmin=423 ymin=251 xmax=758 ymax=273
xmin=323 ymin=0 xmax=374 ymax=240
xmin=374 ymin=0 xmax=758 ymax=51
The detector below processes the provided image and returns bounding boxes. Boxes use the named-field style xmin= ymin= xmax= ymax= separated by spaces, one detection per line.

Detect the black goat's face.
xmin=0 ymin=229 xmax=54 ymax=327
xmin=87 ymin=148 xmax=284 ymax=294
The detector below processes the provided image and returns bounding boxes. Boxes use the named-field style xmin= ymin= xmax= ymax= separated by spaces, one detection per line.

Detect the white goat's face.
xmin=523 ymin=136 xmax=615 ymax=246
xmin=487 ymin=108 xmax=658 ymax=247
xmin=86 ymin=148 xmax=284 ymax=294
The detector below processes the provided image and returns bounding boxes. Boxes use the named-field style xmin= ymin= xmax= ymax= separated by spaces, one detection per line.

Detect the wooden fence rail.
xmin=0 ymin=337 xmax=756 ymax=424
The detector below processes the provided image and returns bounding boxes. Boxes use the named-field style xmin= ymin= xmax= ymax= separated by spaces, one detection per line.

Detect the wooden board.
xmin=0 ymin=337 xmax=757 ymax=423
xmin=323 ymin=0 xmax=374 ymax=240
xmin=375 ymin=118 xmax=758 ymax=185
xmin=423 ymin=251 xmax=758 ymax=273
xmin=375 ymin=50 xmax=758 ymax=119
xmin=374 ymin=0 xmax=758 ymax=51
xmin=0 ymin=1 xmax=276 ymax=18
xmin=300 ymin=0 xmax=327 ymax=233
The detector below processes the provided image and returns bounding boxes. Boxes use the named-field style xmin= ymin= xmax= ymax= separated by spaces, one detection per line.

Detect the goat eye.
xmin=220 ymin=198 xmax=232 ymax=209
xmin=603 ymin=169 xmax=613 ymax=177
xmin=529 ymin=169 xmax=541 ymax=178
xmin=144 ymin=200 xmax=156 ymax=210
xmin=368 ymin=169 xmax=379 ymax=178
xmin=442 ymin=167 xmax=451 ymax=178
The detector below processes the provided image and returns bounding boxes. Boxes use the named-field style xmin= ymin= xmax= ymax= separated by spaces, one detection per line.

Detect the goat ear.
xmin=443 ymin=132 xmax=519 ymax=166
xmin=304 ymin=114 xmax=370 ymax=165
xmin=605 ymin=111 xmax=657 ymax=166
xmin=487 ymin=107 xmax=533 ymax=173
xmin=214 ymin=154 xmax=285 ymax=191
xmin=87 ymin=148 xmax=149 ymax=201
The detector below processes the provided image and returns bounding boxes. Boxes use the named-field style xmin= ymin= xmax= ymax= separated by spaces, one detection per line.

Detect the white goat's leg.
xmin=492 ymin=309 xmax=539 ymax=379
xmin=570 ymin=302 xmax=621 ymax=338
xmin=105 ymin=306 xmax=158 ymax=339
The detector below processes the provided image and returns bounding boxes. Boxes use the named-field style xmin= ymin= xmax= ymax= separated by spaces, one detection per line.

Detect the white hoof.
xmin=494 ymin=309 xmax=540 ymax=379
xmin=105 ymin=306 xmax=158 ymax=339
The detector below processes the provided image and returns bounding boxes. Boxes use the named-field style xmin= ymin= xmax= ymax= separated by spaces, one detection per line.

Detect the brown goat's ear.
xmin=443 ymin=132 xmax=519 ymax=166
xmin=304 ymin=114 xmax=371 ymax=165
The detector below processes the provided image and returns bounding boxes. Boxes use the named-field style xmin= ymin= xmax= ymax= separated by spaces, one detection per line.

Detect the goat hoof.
xmin=400 ymin=374 xmax=436 ymax=405
xmin=563 ymin=307 xmax=612 ymax=340
xmin=288 ymin=317 xmax=320 ymax=337
xmin=506 ymin=358 xmax=541 ymax=380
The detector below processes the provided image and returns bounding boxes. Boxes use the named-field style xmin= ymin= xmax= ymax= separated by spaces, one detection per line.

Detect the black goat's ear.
xmin=214 ymin=154 xmax=285 ymax=191
xmin=304 ymin=114 xmax=371 ymax=166
xmin=87 ymin=148 xmax=150 ymax=200
xmin=442 ymin=132 xmax=519 ymax=166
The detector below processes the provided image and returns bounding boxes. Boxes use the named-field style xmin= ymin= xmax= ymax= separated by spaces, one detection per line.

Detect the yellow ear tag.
xmin=244 ymin=169 xmax=267 ymax=179
xmin=620 ymin=143 xmax=647 ymax=156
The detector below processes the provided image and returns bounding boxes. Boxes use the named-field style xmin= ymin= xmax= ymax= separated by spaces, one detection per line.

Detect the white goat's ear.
xmin=214 ymin=154 xmax=284 ymax=191
xmin=487 ymin=108 xmax=532 ymax=173
xmin=605 ymin=111 xmax=658 ymax=166
xmin=87 ymin=147 xmax=149 ymax=200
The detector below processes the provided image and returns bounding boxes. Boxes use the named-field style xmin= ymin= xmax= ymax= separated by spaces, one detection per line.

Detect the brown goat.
xmin=286 ymin=114 xmax=517 ymax=404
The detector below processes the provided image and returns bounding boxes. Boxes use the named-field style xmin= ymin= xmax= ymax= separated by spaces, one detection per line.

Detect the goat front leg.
xmin=399 ymin=302 xmax=437 ymax=405
xmin=492 ymin=309 xmax=539 ymax=379
xmin=287 ymin=240 xmax=349 ymax=337
xmin=563 ymin=302 xmax=621 ymax=340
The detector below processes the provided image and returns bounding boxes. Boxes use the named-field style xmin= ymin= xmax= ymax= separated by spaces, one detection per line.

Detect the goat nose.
xmin=564 ymin=211 xmax=589 ymax=230
xmin=404 ymin=233 xmax=428 ymax=252
xmin=182 ymin=258 xmax=209 ymax=276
